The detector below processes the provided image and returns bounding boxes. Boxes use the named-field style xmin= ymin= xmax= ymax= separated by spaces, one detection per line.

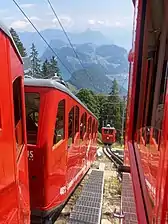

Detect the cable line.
xmin=46 ymin=0 xmax=93 ymax=80
xmin=12 ymin=0 xmax=73 ymax=76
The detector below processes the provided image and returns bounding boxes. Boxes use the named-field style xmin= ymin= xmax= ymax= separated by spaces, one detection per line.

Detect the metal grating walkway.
xmin=69 ymin=170 xmax=104 ymax=224
xmin=121 ymin=173 xmax=138 ymax=223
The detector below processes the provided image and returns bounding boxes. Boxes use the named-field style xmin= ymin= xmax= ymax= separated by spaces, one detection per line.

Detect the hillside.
xmin=68 ymin=64 xmax=127 ymax=95
xmin=41 ymin=40 xmax=128 ymax=82
xmin=19 ymin=29 xmax=129 ymax=95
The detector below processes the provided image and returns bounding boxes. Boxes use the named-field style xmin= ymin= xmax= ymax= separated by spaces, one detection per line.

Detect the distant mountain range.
xmin=41 ymin=40 xmax=128 ymax=80
xmin=19 ymin=28 xmax=113 ymax=56
xmin=20 ymin=28 xmax=129 ymax=95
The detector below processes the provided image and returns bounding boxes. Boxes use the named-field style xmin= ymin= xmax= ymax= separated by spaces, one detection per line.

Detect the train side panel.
xmin=10 ymin=42 xmax=30 ymax=223
xmin=0 ymin=29 xmax=30 ymax=223
xmin=126 ymin=0 xmax=168 ymax=222
xmin=0 ymin=27 xmax=19 ymax=224
xmin=25 ymin=82 xmax=98 ymax=222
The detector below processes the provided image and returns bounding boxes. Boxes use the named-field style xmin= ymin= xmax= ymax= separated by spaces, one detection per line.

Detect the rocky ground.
xmin=55 ymin=147 xmax=122 ymax=224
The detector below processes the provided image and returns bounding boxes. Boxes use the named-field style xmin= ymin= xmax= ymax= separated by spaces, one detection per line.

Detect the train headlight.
xmin=107 ymin=136 xmax=109 ymax=139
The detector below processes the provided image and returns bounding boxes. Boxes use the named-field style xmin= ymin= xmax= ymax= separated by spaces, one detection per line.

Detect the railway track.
xmin=103 ymin=146 xmax=123 ymax=166
xmin=103 ymin=146 xmax=124 ymax=181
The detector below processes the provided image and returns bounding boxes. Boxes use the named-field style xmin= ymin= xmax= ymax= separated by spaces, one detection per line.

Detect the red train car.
xmin=101 ymin=126 xmax=116 ymax=145
xmin=125 ymin=0 xmax=168 ymax=223
xmin=0 ymin=23 xmax=30 ymax=222
xmin=24 ymin=78 xmax=98 ymax=222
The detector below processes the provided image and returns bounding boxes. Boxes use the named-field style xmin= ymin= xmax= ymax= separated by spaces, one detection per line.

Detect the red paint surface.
xmin=25 ymin=86 xmax=98 ymax=215
xmin=0 ymin=31 xmax=30 ymax=223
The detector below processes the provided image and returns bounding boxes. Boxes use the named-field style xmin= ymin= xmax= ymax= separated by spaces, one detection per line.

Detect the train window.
xmin=0 ymin=108 xmax=2 ymax=130
xmin=95 ymin=122 xmax=98 ymax=133
xmin=87 ymin=117 xmax=92 ymax=134
xmin=80 ymin=112 xmax=87 ymax=140
xmin=109 ymin=129 xmax=113 ymax=135
xmin=25 ymin=92 xmax=40 ymax=145
xmin=13 ymin=77 xmax=24 ymax=152
xmin=92 ymin=120 xmax=95 ymax=136
xmin=75 ymin=106 xmax=79 ymax=134
xmin=53 ymin=100 xmax=65 ymax=145
xmin=68 ymin=107 xmax=75 ymax=145
xmin=104 ymin=129 xmax=108 ymax=134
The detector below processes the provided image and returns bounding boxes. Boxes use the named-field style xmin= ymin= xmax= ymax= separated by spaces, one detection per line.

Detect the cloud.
xmin=30 ymin=16 xmax=41 ymax=21
xmin=52 ymin=16 xmax=73 ymax=27
xmin=88 ymin=18 xmax=128 ymax=28
xmin=88 ymin=19 xmax=96 ymax=25
xmin=97 ymin=20 xmax=105 ymax=25
xmin=20 ymin=4 xmax=35 ymax=9
xmin=10 ymin=20 xmax=29 ymax=29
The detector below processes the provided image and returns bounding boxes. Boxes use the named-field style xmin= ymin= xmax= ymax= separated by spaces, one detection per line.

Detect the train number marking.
xmin=28 ymin=150 xmax=34 ymax=161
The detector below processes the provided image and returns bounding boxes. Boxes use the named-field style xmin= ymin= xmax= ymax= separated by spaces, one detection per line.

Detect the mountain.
xmin=68 ymin=64 xmax=127 ymax=95
xmin=41 ymin=40 xmax=128 ymax=82
xmin=19 ymin=28 xmax=129 ymax=94
xmin=18 ymin=28 xmax=112 ymax=55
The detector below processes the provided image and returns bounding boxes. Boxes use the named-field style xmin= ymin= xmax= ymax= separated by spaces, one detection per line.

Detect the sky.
xmin=1 ymin=0 xmax=134 ymax=33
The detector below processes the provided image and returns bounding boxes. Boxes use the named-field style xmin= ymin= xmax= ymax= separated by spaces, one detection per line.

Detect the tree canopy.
xmin=76 ymin=89 xmax=99 ymax=118
xmin=10 ymin=28 xmax=27 ymax=57
xmin=76 ymin=79 xmax=126 ymax=142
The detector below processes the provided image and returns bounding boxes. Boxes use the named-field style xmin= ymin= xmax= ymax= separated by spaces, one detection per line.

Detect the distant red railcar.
xmin=0 ymin=23 xmax=30 ymax=223
xmin=24 ymin=78 xmax=98 ymax=222
xmin=101 ymin=126 xmax=116 ymax=145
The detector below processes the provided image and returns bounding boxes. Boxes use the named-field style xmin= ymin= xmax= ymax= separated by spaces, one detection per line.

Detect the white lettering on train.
xmin=28 ymin=151 xmax=34 ymax=161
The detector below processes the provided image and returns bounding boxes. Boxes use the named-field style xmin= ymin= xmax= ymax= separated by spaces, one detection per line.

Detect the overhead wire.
xmin=12 ymin=0 xmax=73 ymax=77
xmin=12 ymin=0 xmax=128 ymax=96
xmin=46 ymin=0 xmax=93 ymax=81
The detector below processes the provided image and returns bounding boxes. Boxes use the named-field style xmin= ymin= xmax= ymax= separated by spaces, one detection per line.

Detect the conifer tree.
xmin=29 ymin=43 xmax=41 ymax=78
xmin=50 ymin=56 xmax=61 ymax=78
xmin=41 ymin=56 xmax=61 ymax=79
xmin=107 ymin=79 xmax=121 ymax=131
xmin=41 ymin=59 xmax=50 ymax=78
xmin=10 ymin=28 xmax=27 ymax=57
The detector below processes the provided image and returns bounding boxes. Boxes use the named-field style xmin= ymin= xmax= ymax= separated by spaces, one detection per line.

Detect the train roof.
xmin=102 ymin=127 xmax=115 ymax=129
xmin=24 ymin=78 xmax=97 ymax=119
xmin=0 ymin=21 xmax=22 ymax=62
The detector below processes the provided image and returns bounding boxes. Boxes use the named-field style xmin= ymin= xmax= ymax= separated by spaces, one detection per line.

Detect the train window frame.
xmin=25 ymin=92 xmax=40 ymax=145
xmin=104 ymin=129 xmax=109 ymax=134
xmin=13 ymin=77 xmax=24 ymax=153
xmin=92 ymin=120 xmax=95 ymax=137
xmin=53 ymin=99 xmax=65 ymax=146
xmin=80 ymin=112 xmax=87 ymax=140
xmin=0 ymin=107 xmax=2 ymax=130
xmin=87 ymin=117 xmax=92 ymax=135
xmin=109 ymin=129 xmax=113 ymax=135
xmin=75 ymin=106 xmax=79 ymax=135
xmin=68 ymin=107 xmax=75 ymax=146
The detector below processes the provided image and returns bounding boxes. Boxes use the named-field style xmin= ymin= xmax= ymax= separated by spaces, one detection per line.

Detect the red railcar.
xmin=24 ymin=78 xmax=98 ymax=222
xmin=101 ymin=126 xmax=116 ymax=145
xmin=126 ymin=0 xmax=168 ymax=223
xmin=0 ymin=23 xmax=30 ymax=223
